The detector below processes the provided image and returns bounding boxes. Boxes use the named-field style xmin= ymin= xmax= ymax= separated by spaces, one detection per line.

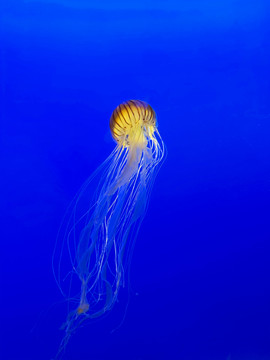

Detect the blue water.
xmin=1 ymin=1 xmax=270 ymax=359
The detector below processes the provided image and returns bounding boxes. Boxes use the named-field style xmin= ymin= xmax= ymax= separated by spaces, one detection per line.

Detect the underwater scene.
xmin=1 ymin=1 xmax=270 ymax=359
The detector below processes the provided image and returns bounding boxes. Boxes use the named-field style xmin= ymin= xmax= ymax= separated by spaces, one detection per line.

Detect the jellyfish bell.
xmin=110 ymin=100 xmax=156 ymax=147
xmin=53 ymin=100 xmax=165 ymax=358
xmin=109 ymin=100 xmax=160 ymax=189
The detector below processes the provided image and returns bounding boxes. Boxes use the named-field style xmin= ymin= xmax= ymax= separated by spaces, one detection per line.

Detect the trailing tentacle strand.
xmin=53 ymin=100 xmax=165 ymax=359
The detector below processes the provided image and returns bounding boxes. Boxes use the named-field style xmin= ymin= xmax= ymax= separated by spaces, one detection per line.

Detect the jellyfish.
xmin=53 ymin=100 xmax=165 ymax=356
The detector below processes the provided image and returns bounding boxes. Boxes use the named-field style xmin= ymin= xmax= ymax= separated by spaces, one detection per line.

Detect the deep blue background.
xmin=1 ymin=1 xmax=270 ymax=359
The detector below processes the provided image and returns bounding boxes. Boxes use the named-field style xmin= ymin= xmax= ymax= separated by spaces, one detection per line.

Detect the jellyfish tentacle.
xmin=53 ymin=100 xmax=165 ymax=359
